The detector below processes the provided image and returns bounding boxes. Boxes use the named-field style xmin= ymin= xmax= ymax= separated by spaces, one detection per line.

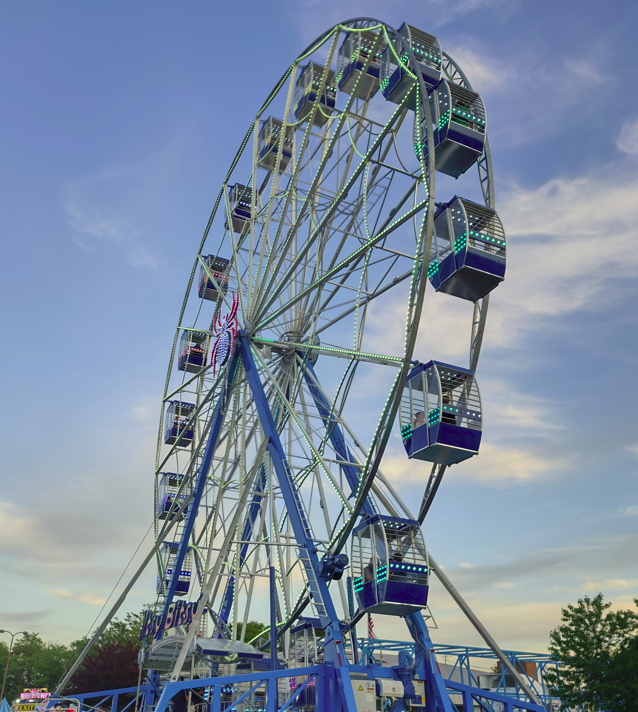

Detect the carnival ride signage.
xmin=20 ymin=691 xmax=51 ymax=701
xmin=209 ymin=292 xmax=238 ymax=376
xmin=139 ymin=598 xmax=200 ymax=640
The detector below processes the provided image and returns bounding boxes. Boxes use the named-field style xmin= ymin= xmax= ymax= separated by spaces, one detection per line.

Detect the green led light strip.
xmin=253 ymin=337 xmax=404 ymax=366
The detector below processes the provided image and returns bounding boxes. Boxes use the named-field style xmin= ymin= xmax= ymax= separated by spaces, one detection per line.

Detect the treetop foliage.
xmin=0 ymin=608 xmax=149 ymax=704
xmin=545 ymin=593 xmax=638 ymax=712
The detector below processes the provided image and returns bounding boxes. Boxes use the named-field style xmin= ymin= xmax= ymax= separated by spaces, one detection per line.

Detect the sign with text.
xmin=20 ymin=691 xmax=51 ymax=701
xmin=139 ymin=598 xmax=201 ymax=640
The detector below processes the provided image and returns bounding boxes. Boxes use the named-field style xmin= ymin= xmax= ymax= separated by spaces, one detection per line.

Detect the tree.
xmin=545 ymin=594 xmax=638 ymax=712
xmin=65 ymin=642 xmax=140 ymax=696
xmin=65 ymin=609 xmax=150 ymax=697
xmin=230 ymin=621 xmax=269 ymax=645
xmin=0 ymin=633 xmax=77 ymax=704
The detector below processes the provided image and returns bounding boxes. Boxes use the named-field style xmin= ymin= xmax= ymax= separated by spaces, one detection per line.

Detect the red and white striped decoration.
xmin=368 ymin=613 xmax=376 ymax=639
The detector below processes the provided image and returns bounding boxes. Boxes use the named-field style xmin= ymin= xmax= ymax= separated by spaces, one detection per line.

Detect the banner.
xmin=139 ymin=597 xmax=201 ymax=640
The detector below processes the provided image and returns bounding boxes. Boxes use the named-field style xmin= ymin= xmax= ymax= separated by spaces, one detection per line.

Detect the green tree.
xmin=64 ymin=608 xmax=151 ymax=697
xmin=0 ymin=633 xmax=77 ymax=704
xmin=545 ymin=594 xmax=638 ymax=712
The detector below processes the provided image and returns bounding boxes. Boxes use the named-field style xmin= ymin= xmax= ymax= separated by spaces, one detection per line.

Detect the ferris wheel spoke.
xmin=252 ymin=346 xmax=355 ymax=518
xmin=253 ymin=89 xmax=416 ymax=324
xmin=278 ymin=179 xmax=421 ymax=329
xmin=299 ymin=355 xmax=412 ymax=519
xmin=250 ymin=33 xmax=343 ymax=313
xmin=255 ymin=196 xmax=427 ymax=333
xmin=253 ymin=336 xmax=404 ymax=367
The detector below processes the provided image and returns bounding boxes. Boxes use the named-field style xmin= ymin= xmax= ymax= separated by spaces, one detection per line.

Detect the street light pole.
xmin=0 ymin=630 xmax=27 ymax=702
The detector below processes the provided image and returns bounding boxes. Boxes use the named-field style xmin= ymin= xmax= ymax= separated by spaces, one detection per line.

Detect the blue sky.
xmin=1 ymin=0 xmax=637 ymax=655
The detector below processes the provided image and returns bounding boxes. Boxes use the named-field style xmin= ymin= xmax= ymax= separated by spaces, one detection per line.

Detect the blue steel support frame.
xmin=218 ymin=464 xmax=267 ymax=626
xmin=238 ymin=333 xmax=358 ymax=712
xmin=48 ymin=685 xmax=155 ymax=712
xmin=303 ymin=363 xmax=375 ymax=518
xmin=154 ymin=667 xmax=323 ymax=712
xmin=406 ymin=612 xmax=456 ymax=712
xmin=155 ymin=352 xmax=240 ymax=639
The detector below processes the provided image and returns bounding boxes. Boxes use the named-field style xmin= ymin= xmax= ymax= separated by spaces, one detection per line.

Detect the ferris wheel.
xmin=149 ymin=16 xmax=508 ymax=679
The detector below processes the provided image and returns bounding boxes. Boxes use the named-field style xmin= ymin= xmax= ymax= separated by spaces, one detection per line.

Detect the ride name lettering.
xmin=139 ymin=598 xmax=200 ymax=640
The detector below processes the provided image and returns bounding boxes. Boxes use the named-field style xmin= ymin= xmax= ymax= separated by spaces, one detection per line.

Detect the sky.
xmin=1 ymin=0 xmax=638 ymax=658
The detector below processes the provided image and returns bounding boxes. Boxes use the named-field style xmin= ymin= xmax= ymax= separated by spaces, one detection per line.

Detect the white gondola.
xmin=336 ymin=30 xmax=384 ymax=100
xmin=294 ymin=62 xmax=337 ymax=127
xmin=177 ymin=330 xmax=207 ymax=373
xmin=198 ymin=254 xmax=231 ymax=302
xmin=429 ymin=197 xmax=506 ymax=301
xmin=400 ymin=360 xmax=482 ymax=465
xmin=426 ymin=80 xmax=486 ymax=178
xmin=380 ymin=23 xmax=442 ymax=108
xmin=157 ymin=472 xmax=191 ymax=521
xmin=257 ymin=117 xmax=294 ymax=172
xmin=156 ymin=542 xmax=192 ymax=596
xmin=164 ymin=400 xmax=196 ymax=447
xmin=225 ymin=184 xmax=254 ymax=235
xmin=352 ymin=516 xmax=429 ymax=616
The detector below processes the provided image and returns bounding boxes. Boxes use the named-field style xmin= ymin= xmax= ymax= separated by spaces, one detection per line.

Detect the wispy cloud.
xmin=583 ymin=579 xmax=638 ymax=592
xmin=129 ymin=396 xmax=161 ymax=422
xmin=452 ymin=442 xmax=569 ymax=484
xmin=47 ymin=589 xmax=107 ymax=606
xmin=617 ymin=119 xmax=638 ymax=154
xmin=619 ymin=505 xmax=638 ymax=517
xmin=61 ymin=137 xmax=186 ymax=269
xmin=286 ymin=0 xmax=518 ymax=50
xmin=381 ymin=440 xmax=565 ymax=488
xmin=482 ymin=162 xmax=638 ymax=349
xmin=63 ymin=182 xmax=158 ymax=269
xmin=444 ymin=44 xmax=514 ymax=92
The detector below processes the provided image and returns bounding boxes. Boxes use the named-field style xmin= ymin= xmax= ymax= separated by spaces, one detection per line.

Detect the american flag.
xmin=368 ymin=613 xmax=376 ymax=639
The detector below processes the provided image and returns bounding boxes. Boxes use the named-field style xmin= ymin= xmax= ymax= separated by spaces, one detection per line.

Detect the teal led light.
xmin=428 ymin=261 xmax=439 ymax=278
xmin=401 ymin=424 xmax=413 ymax=442
xmin=454 ymin=233 xmax=467 ymax=254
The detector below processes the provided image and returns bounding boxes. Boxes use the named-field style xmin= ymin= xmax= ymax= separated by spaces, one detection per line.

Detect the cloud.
xmin=493 ymin=581 xmax=515 ymax=588
xmin=435 ymin=533 xmax=638 ymax=595
xmin=286 ymin=1 xmax=517 ymax=50
xmin=0 ymin=494 xmax=150 ymax=585
xmin=63 ymin=188 xmax=158 ymax=269
xmin=617 ymin=119 xmax=638 ymax=154
xmin=483 ymin=162 xmax=638 ymax=349
xmin=47 ymin=589 xmax=107 ymax=606
xmin=481 ymin=379 xmax=563 ymax=434
xmin=452 ymin=442 xmax=567 ymax=483
xmin=444 ymin=45 xmax=512 ymax=92
xmin=61 ymin=136 xmax=186 ymax=269
xmin=381 ymin=440 xmax=564 ymax=490
xmin=130 ymin=396 xmax=161 ymax=422
xmin=619 ymin=505 xmax=638 ymax=517
xmin=583 ymin=579 xmax=638 ymax=592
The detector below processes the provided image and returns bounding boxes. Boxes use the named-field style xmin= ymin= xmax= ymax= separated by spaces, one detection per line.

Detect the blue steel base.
xmin=53 ymin=651 xmax=545 ymax=712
